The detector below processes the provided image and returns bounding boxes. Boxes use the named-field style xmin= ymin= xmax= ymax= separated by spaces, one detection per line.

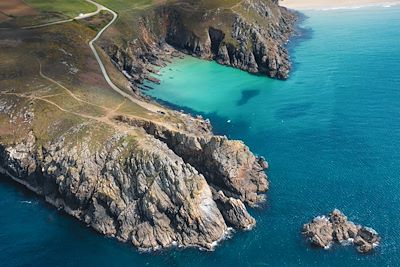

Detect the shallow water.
xmin=1 ymin=6 xmax=400 ymax=267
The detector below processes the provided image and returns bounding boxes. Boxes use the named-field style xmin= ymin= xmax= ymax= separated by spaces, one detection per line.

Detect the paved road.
xmin=22 ymin=0 xmax=163 ymax=113
xmin=86 ymin=0 xmax=163 ymax=113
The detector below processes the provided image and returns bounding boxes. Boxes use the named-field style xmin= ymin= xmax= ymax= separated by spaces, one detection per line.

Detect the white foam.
xmin=324 ymin=242 xmax=333 ymax=250
xmin=208 ymin=227 xmax=235 ymax=251
xmin=340 ymin=238 xmax=354 ymax=246
xmin=290 ymin=1 xmax=400 ymax=11
xmin=317 ymin=2 xmax=400 ymax=11
xmin=313 ymin=215 xmax=329 ymax=222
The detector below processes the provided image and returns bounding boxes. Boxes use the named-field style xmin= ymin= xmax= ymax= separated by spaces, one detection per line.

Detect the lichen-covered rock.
xmin=0 ymin=113 xmax=269 ymax=251
xmin=302 ymin=209 xmax=381 ymax=253
xmin=115 ymin=115 xmax=269 ymax=206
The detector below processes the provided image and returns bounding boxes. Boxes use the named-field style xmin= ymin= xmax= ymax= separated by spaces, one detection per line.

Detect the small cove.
xmin=1 ymin=5 xmax=400 ymax=267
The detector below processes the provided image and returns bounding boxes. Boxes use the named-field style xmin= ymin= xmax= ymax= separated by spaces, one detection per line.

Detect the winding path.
xmin=22 ymin=0 xmax=164 ymax=114
xmin=86 ymin=0 xmax=163 ymax=113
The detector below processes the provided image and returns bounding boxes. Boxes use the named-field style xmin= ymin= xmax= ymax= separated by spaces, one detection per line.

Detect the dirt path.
xmin=38 ymin=59 xmax=113 ymax=113
xmin=0 ymin=91 xmax=146 ymax=134
xmin=86 ymin=0 xmax=165 ymax=114
xmin=6 ymin=0 xmax=168 ymax=125
xmin=24 ymin=0 xmax=166 ymax=114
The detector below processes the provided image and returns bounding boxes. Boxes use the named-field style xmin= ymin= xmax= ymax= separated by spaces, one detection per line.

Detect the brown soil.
xmin=78 ymin=56 xmax=110 ymax=88
xmin=0 ymin=12 xmax=9 ymax=22
xmin=0 ymin=0 xmax=37 ymax=16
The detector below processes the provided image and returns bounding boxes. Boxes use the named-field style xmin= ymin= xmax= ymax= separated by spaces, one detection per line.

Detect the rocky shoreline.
xmin=103 ymin=0 xmax=297 ymax=90
xmin=302 ymin=209 xmax=381 ymax=253
xmin=0 ymin=0 xmax=296 ymax=252
xmin=0 ymin=111 xmax=268 ymax=250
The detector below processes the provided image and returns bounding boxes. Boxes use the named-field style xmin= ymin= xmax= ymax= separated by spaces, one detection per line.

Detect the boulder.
xmin=302 ymin=209 xmax=380 ymax=253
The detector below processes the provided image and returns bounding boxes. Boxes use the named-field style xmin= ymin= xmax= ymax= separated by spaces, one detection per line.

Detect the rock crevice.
xmin=0 ymin=112 xmax=268 ymax=251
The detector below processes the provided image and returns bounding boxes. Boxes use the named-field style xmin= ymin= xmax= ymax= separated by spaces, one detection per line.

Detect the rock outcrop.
xmin=0 ymin=0 xmax=293 ymax=253
xmin=114 ymin=115 xmax=268 ymax=206
xmin=103 ymin=0 xmax=297 ymax=89
xmin=302 ymin=209 xmax=381 ymax=253
xmin=0 ymin=112 xmax=268 ymax=251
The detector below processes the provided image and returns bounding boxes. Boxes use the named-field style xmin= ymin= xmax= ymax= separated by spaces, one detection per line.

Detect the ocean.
xmin=1 ymin=5 xmax=400 ymax=267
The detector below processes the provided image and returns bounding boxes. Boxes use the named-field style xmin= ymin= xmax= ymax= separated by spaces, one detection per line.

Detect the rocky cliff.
xmin=0 ymin=0 xmax=291 ymax=252
xmin=0 ymin=112 xmax=268 ymax=250
xmin=103 ymin=0 xmax=297 ymax=87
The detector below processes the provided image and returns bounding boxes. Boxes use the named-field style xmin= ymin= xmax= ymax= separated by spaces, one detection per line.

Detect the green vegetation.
xmin=0 ymin=8 xmax=162 ymax=149
xmin=0 ymin=0 xmax=264 ymax=150
xmin=96 ymin=0 xmax=155 ymax=11
xmin=25 ymin=0 xmax=96 ymax=18
xmin=184 ymin=0 xmax=241 ymax=9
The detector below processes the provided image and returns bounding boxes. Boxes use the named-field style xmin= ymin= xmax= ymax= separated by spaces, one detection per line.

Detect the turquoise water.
xmin=1 ymin=6 xmax=400 ymax=267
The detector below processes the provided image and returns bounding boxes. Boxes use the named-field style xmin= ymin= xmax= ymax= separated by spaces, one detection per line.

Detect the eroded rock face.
xmin=0 ymin=114 xmax=268 ymax=251
xmin=302 ymin=209 xmax=381 ymax=253
xmin=104 ymin=0 xmax=297 ymax=89
xmin=212 ymin=189 xmax=256 ymax=230
xmin=114 ymin=115 xmax=268 ymax=206
xmin=302 ymin=215 xmax=334 ymax=249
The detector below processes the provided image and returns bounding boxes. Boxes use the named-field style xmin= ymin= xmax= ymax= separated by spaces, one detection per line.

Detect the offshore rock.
xmin=302 ymin=209 xmax=381 ymax=253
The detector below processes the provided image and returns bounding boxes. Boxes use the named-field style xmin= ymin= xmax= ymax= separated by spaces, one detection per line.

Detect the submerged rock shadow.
xmin=275 ymin=102 xmax=313 ymax=120
xmin=237 ymin=89 xmax=261 ymax=106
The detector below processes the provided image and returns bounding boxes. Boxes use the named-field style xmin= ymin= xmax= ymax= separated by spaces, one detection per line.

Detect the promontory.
xmin=0 ymin=0 xmax=296 ymax=250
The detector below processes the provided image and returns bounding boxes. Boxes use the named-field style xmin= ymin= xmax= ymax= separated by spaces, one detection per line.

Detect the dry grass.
xmin=0 ymin=0 xmax=37 ymax=16
xmin=0 ymin=0 xmax=226 ymax=149
xmin=0 ymin=9 xmax=175 ymax=148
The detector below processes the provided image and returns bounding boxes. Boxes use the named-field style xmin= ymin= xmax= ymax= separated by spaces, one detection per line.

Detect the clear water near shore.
xmin=1 ymin=6 xmax=400 ymax=267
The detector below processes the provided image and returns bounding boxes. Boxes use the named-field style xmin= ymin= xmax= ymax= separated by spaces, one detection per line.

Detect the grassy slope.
xmin=0 ymin=9 xmax=170 ymax=151
xmin=96 ymin=0 xmax=155 ymax=11
xmin=24 ymin=0 xmax=96 ymax=18
xmin=0 ymin=0 xmax=270 ymax=150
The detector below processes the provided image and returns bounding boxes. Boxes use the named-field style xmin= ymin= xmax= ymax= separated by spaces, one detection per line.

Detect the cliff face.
xmin=0 ymin=113 xmax=267 ymax=250
xmin=0 ymin=0 xmax=292 ymax=252
xmin=104 ymin=0 xmax=297 ymax=87
xmin=115 ymin=116 xmax=268 ymax=206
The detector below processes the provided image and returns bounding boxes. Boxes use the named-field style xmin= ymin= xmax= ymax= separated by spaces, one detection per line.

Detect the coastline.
xmin=280 ymin=0 xmax=400 ymax=10
xmin=2 ymin=3 xmax=400 ymax=265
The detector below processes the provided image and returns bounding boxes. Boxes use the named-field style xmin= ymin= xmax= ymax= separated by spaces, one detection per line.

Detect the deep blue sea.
xmin=1 ymin=5 xmax=400 ymax=267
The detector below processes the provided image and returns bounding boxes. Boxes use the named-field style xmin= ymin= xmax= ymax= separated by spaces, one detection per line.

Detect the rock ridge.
xmin=0 ymin=113 xmax=268 ymax=250
xmin=114 ymin=115 xmax=269 ymax=206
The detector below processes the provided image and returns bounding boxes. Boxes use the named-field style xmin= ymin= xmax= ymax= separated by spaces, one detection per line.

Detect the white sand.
xmin=280 ymin=0 xmax=400 ymax=10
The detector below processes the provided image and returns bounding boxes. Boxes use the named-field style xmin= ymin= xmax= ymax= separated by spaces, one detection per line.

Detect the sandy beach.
xmin=280 ymin=0 xmax=400 ymax=10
